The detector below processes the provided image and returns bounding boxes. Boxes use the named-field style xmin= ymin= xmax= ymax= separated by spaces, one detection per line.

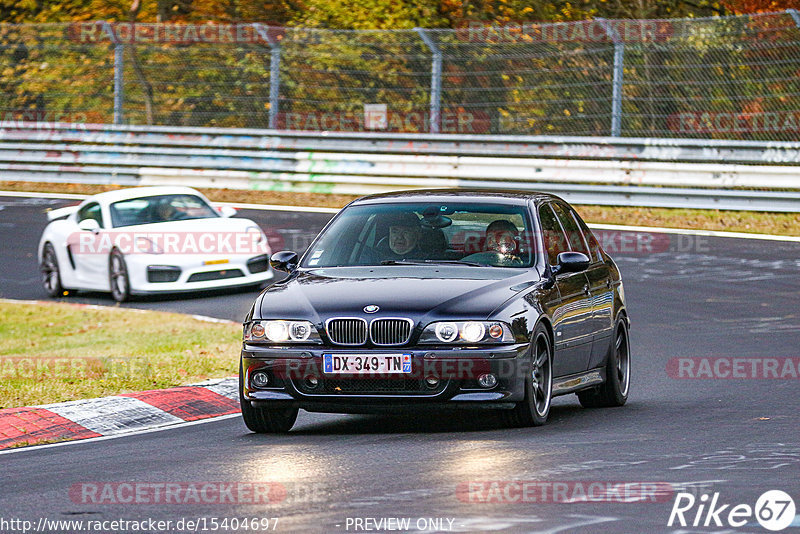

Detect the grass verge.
xmin=2 ymin=180 xmax=800 ymax=236
xmin=0 ymin=300 xmax=241 ymax=409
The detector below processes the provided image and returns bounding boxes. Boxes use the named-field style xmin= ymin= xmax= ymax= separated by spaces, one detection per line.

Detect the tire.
xmin=239 ymin=360 xmax=298 ymax=433
xmin=578 ymin=317 xmax=631 ymax=408
xmin=503 ymin=324 xmax=553 ymax=427
xmin=41 ymin=243 xmax=64 ymax=298
xmin=109 ymin=249 xmax=131 ymax=302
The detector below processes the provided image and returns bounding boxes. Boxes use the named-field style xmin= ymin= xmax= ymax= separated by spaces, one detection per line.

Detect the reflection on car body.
xmin=240 ymin=190 xmax=631 ymax=433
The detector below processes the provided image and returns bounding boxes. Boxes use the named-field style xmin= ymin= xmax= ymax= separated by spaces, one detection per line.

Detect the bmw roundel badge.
xmin=364 ymin=305 xmax=380 ymax=313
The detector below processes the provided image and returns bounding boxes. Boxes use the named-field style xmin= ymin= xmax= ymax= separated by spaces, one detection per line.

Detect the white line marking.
xmin=3 ymin=190 xmax=799 ymax=241
xmin=0 ymin=414 xmax=241 ymax=456
xmin=191 ymin=314 xmax=237 ymax=325
xmin=215 ymin=201 xmax=340 ymax=214
xmin=0 ymin=190 xmax=87 ymax=200
xmin=587 ymin=222 xmax=800 ymax=242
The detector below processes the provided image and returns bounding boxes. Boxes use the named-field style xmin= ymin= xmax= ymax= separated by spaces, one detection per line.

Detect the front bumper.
xmin=125 ymin=253 xmax=273 ymax=294
xmin=241 ymin=344 xmax=530 ymax=414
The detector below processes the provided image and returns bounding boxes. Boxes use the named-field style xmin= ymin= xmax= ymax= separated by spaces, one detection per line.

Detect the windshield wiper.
xmin=380 ymin=259 xmax=486 ymax=267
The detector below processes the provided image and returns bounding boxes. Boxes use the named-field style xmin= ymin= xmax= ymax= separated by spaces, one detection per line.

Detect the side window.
xmin=551 ymin=202 xmax=589 ymax=257
xmin=538 ymin=204 xmax=569 ymax=266
xmin=77 ymin=203 xmax=104 ymax=228
xmin=571 ymin=210 xmax=602 ymax=263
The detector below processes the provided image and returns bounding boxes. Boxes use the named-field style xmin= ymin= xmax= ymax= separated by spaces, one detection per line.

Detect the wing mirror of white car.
xmin=218 ymin=206 xmax=237 ymax=218
xmin=77 ymin=219 xmax=101 ymax=233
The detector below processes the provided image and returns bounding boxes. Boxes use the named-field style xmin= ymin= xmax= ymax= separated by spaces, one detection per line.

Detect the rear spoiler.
xmin=46 ymin=205 xmax=80 ymax=221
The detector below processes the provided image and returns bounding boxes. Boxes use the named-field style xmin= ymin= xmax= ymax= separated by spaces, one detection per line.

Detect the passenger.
xmin=484 ymin=220 xmax=522 ymax=264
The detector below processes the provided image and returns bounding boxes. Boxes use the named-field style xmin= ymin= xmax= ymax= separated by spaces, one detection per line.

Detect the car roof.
xmin=83 ymin=186 xmax=207 ymax=205
xmin=351 ymin=188 xmax=561 ymax=206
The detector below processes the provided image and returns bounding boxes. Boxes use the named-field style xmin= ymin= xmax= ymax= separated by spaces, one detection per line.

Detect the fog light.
xmin=251 ymin=371 xmax=270 ymax=388
xmin=425 ymin=376 xmax=440 ymax=388
xmin=305 ymin=377 xmax=319 ymax=388
xmin=477 ymin=373 xmax=497 ymax=388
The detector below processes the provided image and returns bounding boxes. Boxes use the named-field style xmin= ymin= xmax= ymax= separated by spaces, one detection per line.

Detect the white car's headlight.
xmin=244 ymin=320 xmax=321 ymax=344
xmin=419 ymin=321 xmax=515 ymax=344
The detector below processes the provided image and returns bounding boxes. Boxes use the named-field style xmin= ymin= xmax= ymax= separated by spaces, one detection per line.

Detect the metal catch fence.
xmin=1 ymin=11 xmax=799 ymax=141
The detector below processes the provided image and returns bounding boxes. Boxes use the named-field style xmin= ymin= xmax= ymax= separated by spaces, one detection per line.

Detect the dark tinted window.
xmin=571 ymin=209 xmax=602 ymax=262
xmin=552 ymin=202 xmax=590 ymax=257
xmin=77 ymin=203 xmax=104 ymax=228
xmin=538 ymin=204 xmax=569 ymax=266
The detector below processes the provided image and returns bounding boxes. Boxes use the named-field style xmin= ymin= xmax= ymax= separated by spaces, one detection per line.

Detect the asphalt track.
xmin=1 ymin=194 xmax=799 ymax=533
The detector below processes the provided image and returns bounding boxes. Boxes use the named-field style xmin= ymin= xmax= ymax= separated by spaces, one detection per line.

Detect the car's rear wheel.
xmin=239 ymin=361 xmax=298 ymax=433
xmin=504 ymin=324 xmax=552 ymax=427
xmin=109 ymin=249 xmax=131 ymax=302
xmin=578 ymin=317 xmax=630 ymax=408
xmin=41 ymin=243 xmax=64 ymax=298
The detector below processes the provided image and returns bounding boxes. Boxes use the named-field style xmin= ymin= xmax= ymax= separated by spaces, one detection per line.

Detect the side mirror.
xmin=553 ymin=251 xmax=590 ymax=275
xmin=77 ymin=218 xmax=100 ymax=233
xmin=269 ymin=250 xmax=299 ymax=273
xmin=218 ymin=206 xmax=237 ymax=218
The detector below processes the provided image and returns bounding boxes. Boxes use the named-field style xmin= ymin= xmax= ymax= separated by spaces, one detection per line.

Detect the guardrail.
xmin=1 ymin=123 xmax=799 ymax=211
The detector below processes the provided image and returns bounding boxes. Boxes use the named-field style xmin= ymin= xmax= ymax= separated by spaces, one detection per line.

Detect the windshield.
xmin=109 ymin=194 xmax=218 ymax=228
xmin=302 ymin=202 xmax=536 ymax=268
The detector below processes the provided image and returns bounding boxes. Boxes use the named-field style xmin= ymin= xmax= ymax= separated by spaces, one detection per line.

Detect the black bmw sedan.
xmin=240 ymin=190 xmax=631 ymax=432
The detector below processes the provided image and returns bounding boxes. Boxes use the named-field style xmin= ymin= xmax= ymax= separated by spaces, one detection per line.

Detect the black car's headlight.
xmin=244 ymin=320 xmax=322 ymax=344
xmin=419 ymin=321 xmax=515 ymax=344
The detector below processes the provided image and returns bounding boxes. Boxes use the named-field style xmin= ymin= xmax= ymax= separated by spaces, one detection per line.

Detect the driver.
xmin=154 ymin=201 xmax=178 ymax=222
xmin=382 ymin=212 xmax=424 ymax=259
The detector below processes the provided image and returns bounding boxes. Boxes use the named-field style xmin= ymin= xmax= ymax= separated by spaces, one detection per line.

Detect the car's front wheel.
xmin=578 ymin=317 xmax=630 ymax=408
xmin=504 ymin=324 xmax=553 ymax=427
xmin=239 ymin=361 xmax=298 ymax=433
xmin=41 ymin=243 xmax=64 ymax=298
xmin=109 ymin=249 xmax=131 ymax=302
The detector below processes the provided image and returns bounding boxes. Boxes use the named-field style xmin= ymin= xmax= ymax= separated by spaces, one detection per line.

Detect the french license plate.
xmin=323 ymin=353 xmax=412 ymax=375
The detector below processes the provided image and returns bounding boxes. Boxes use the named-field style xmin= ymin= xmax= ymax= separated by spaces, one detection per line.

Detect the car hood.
xmin=258 ymin=266 xmax=541 ymax=322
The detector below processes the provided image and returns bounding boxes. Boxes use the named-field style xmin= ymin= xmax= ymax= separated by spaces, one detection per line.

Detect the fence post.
xmin=101 ymin=22 xmax=124 ymax=125
xmin=788 ymin=9 xmax=800 ymax=28
xmin=254 ymin=24 xmax=281 ymax=130
xmin=415 ymin=28 xmax=442 ymax=134
xmin=597 ymin=19 xmax=624 ymax=137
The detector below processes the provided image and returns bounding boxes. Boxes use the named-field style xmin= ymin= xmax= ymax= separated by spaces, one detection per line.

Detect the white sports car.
xmin=38 ymin=186 xmax=273 ymax=302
